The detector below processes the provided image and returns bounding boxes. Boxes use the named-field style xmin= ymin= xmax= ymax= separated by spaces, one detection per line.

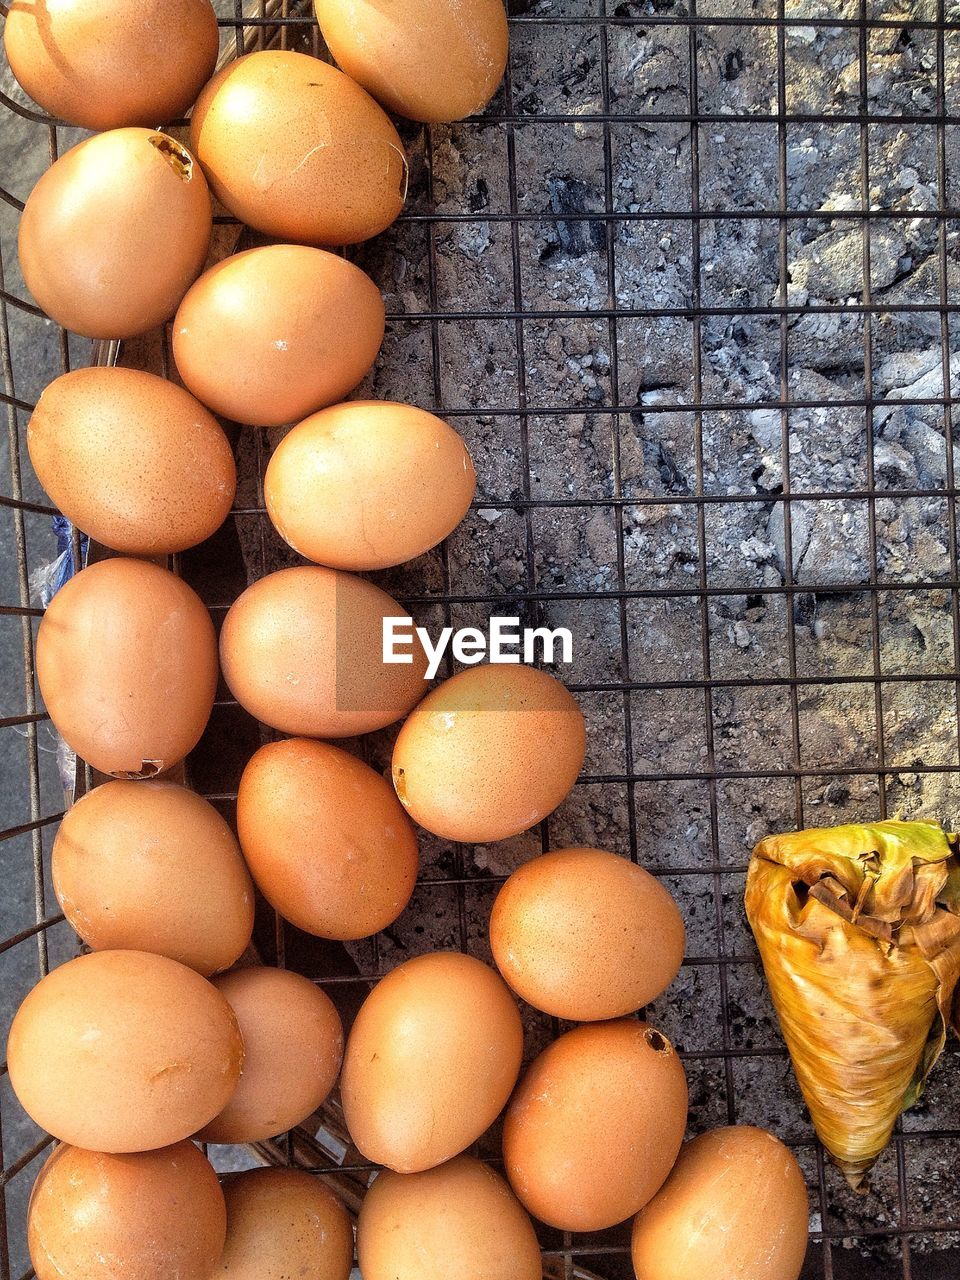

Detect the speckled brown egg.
xmin=7 ymin=950 xmax=244 ymax=1152
xmin=4 ymin=0 xmax=219 ymax=131
xmin=52 ymin=780 xmax=254 ymax=977
xmin=631 ymin=1126 xmax=809 ymax=1280
xmin=28 ymin=1141 xmax=226 ymax=1280
xmin=315 ymin=0 xmax=508 ymax=124
xmin=216 ymin=1168 xmax=353 ymax=1280
xmin=36 ymin=558 xmax=218 ymax=778
xmin=341 ymin=951 xmax=523 ymax=1173
xmin=18 ymin=128 xmax=211 ymax=339
xmin=357 ymin=1156 xmax=541 ymax=1280
xmin=199 ymin=967 xmax=343 ymax=1144
xmin=391 ymin=663 xmax=585 ymax=842
xmin=173 ymin=246 xmax=384 ymax=427
xmin=490 ymin=847 xmax=685 ymax=1021
xmin=190 ymin=50 xmax=406 ymax=246
xmin=265 ymin=401 xmax=476 ymax=569
xmin=503 ymin=1020 xmax=688 ymax=1232
xmin=220 ymin=566 xmax=427 ymax=738
xmin=236 ymin=738 xmax=418 ymax=940
xmin=27 ymin=367 xmax=235 ymax=555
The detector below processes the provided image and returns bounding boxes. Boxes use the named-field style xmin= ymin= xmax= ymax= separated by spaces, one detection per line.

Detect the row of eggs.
xmin=29 ymin=361 xmax=477 ymax=567
xmin=11 ymin=933 xmax=808 ymax=1280
xmin=5 ymin=0 xmax=509 ymax=133
xmin=5 ymin=4 xmax=812 ymax=1279
xmin=14 ymin=36 xmax=496 ymax=342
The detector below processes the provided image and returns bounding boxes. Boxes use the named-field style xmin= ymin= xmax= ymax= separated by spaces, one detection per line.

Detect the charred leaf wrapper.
xmin=745 ymin=820 xmax=960 ymax=1190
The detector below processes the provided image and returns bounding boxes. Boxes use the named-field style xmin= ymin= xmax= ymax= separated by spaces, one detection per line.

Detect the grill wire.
xmin=2 ymin=1 xmax=960 ymax=1278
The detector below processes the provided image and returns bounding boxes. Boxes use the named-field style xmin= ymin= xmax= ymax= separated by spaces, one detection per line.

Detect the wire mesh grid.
xmin=2 ymin=1 xmax=960 ymax=1278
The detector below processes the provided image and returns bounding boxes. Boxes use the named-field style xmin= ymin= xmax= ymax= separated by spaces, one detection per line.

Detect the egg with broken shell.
xmin=18 ymin=128 xmax=211 ymax=339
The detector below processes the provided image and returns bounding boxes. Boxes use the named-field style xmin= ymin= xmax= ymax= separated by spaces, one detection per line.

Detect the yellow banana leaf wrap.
xmin=744 ymin=819 xmax=960 ymax=1189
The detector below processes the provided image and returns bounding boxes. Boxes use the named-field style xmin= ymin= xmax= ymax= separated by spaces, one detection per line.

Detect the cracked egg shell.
xmin=18 ymin=128 xmax=211 ymax=339
xmin=216 ymin=1168 xmax=353 ymax=1280
xmin=27 ymin=367 xmax=236 ymax=555
xmin=490 ymin=847 xmax=685 ymax=1021
xmin=265 ymin=401 xmax=476 ymax=569
xmin=630 ymin=1126 xmax=809 ymax=1280
xmin=219 ymin=566 xmax=428 ymax=738
xmin=189 ymin=50 xmax=406 ymax=246
xmin=173 ymin=245 xmax=384 ymax=427
xmin=28 ymin=1141 xmax=226 ymax=1280
xmin=502 ymin=1020 xmax=688 ymax=1232
xmin=3 ymin=0 xmax=219 ymax=132
xmin=7 ymin=950 xmax=244 ymax=1152
xmin=51 ymin=780 xmax=254 ymax=977
xmin=199 ymin=967 xmax=343 ymax=1144
xmin=391 ymin=663 xmax=586 ymax=842
xmin=357 ymin=1156 xmax=541 ymax=1280
xmin=341 ymin=952 xmax=523 ymax=1173
xmin=315 ymin=0 xmax=508 ymax=124
xmin=236 ymin=738 xmax=418 ymax=941
xmin=36 ymin=557 xmax=218 ymax=779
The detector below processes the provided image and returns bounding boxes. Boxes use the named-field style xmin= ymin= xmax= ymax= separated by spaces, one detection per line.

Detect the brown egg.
xmin=216 ymin=1168 xmax=353 ymax=1280
xmin=341 ymin=951 xmax=523 ymax=1173
xmin=490 ymin=847 xmax=685 ymax=1021
xmin=7 ymin=950 xmax=244 ymax=1152
xmin=315 ymin=0 xmax=508 ymax=124
xmin=391 ymin=663 xmax=585 ymax=842
xmin=236 ymin=738 xmax=418 ymax=940
xmin=199 ymin=966 xmax=343 ymax=1143
xmin=220 ymin=566 xmax=427 ymax=738
xmin=173 ymin=247 xmax=384 ymax=428
xmin=28 ymin=1141 xmax=225 ymax=1280
xmin=631 ymin=1126 xmax=809 ymax=1280
xmin=4 ymin=0 xmax=219 ymax=131
xmin=265 ymin=401 xmax=476 ymax=570
xmin=27 ymin=367 xmax=236 ymax=555
xmin=52 ymin=780 xmax=254 ymax=976
xmin=503 ymin=1020 xmax=688 ymax=1232
xmin=357 ymin=1156 xmax=541 ymax=1280
xmin=190 ymin=50 xmax=406 ymax=246
xmin=36 ymin=558 xmax=218 ymax=778
xmin=18 ymin=129 xmax=211 ymax=339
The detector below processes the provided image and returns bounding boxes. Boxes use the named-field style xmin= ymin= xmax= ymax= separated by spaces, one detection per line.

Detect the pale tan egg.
xmin=631 ymin=1126 xmax=810 ymax=1280
xmin=236 ymin=738 xmax=418 ymax=940
xmin=503 ymin=1020 xmax=688 ymax=1232
xmin=7 ymin=950 xmax=244 ymax=1152
xmin=27 ymin=367 xmax=235 ymax=555
xmin=264 ymin=401 xmax=476 ymax=569
xmin=18 ymin=129 xmax=211 ymax=339
xmin=219 ymin=566 xmax=427 ymax=738
xmin=36 ymin=557 xmax=218 ymax=778
xmin=315 ymin=0 xmax=508 ymax=124
xmin=341 ymin=951 xmax=523 ymax=1173
xmin=51 ymin=780 xmax=254 ymax=977
xmin=391 ymin=663 xmax=585 ymax=842
xmin=4 ymin=0 xmax=219 ymax=131
xmin=199 ymin=967 xmax=343 ymax=1143
xmin=190 ymin=50 xmax=406 ymax=246
xmin=489 ymin=847 xmax=685 ymax=1020
xmin=357 ymin=1156 xmax=541 ymax=1280
xmin=173 ymin=246 xmax=385 ymax=428
xmin=216 ymin=1168 xmax=353 ymax=1280
xmin=28 ymin=1141 xmax=225 ymax=1280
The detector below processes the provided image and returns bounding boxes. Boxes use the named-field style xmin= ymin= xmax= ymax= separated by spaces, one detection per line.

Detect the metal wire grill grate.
xmin=2 ymin=2 xmax=960 ymax=1278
